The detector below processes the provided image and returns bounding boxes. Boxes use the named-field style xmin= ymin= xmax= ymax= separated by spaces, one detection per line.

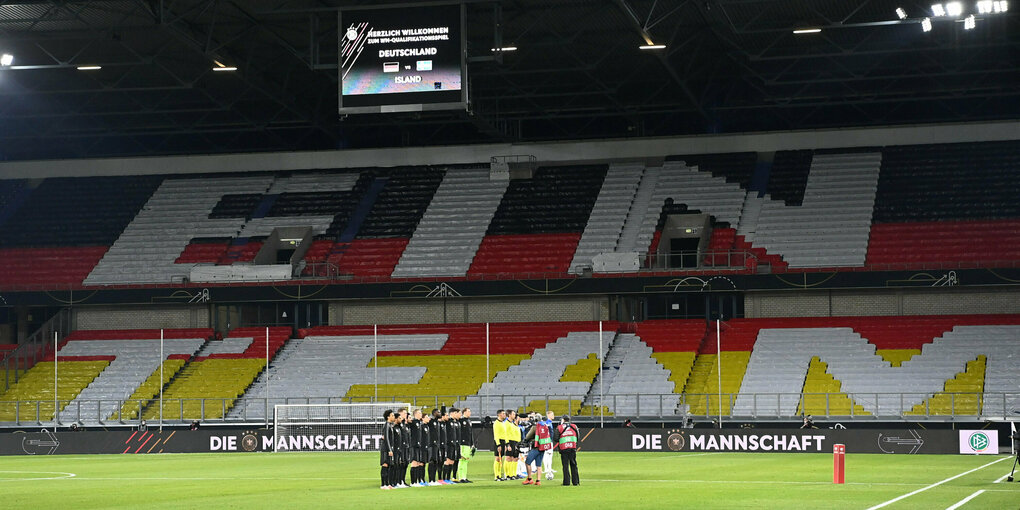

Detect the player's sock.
xmin=381 ymin=466 xmax=388 ymax=487
xmin=494 ymin=459 xmax=501 ymax=479
xmin=428 ymin=463 xmax=437 ymax=482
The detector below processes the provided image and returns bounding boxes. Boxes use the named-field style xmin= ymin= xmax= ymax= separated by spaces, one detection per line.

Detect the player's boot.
xmin=522 ymin=478 xmax=533 ymax=485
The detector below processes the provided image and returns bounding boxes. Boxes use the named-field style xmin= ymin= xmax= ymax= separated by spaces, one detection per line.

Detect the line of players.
xmin=379 ymin=406 xmax=475 ymax=489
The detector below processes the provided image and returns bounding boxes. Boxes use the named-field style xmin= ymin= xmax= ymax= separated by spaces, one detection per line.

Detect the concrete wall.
xmin=74 ymin=306 xmax=209 ymax=330
xmin=2 ymin=120 xmax=1017 ymax=179
xmin=328 ymin=297 xmax=609 ymax=325
xmin=745 ymin=287 xmax=1020 ymax=318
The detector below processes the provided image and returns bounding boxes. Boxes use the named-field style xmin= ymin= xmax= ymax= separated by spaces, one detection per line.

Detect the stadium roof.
xmin=0 ymin=0 xmax=1016 ymax=161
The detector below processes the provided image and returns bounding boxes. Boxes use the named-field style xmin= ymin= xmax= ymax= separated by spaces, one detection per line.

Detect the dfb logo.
xmin=632 ymin=434 xmax=662 ymax=450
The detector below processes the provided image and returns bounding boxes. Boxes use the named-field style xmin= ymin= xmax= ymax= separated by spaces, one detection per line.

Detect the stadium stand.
xmin=228 ymin=322 xmax=615 ymax=420
xmin=0 ymin=176 xmax=162 ymax=288
xmin=146 ymin=327 xmax=290 ymax=421
xmin=752 ymin=152 xmax=882 ymax=268
xmin=765 ymin=150 xmax=814 ymax=206
xmin=628 ymin=161 xmax=745 ymax=259
xmin=592 ymin=333 xmax=679 ymax=417
xmin=460 ymin=331 xmax=610 ymax=415
xmin=1 ymin=140 xmax=1018 ymax=289
xmin=732 ymin=315 xmax=1020 ymax=417
xmin=569 ymin=163 xmax=644 ymax=273
xmin=866 ymin=141 xmax=1020 ymax=267
xmin=393 ymin=167 xmax=509 ymax=277
xmin=468 ymin=165 xmax=606 ymax=276
xmin=54 ymin=329 xmax=209 ymax=423
xmin=1 ymin=315 xmax=1017 ymax=422
xmin=84 ymin=175 xmax=276 ymax=285
xmin=0 ymin=358 xmax=112 ymax=422
xmin=329 ymin=168 xmax=444 ymax=277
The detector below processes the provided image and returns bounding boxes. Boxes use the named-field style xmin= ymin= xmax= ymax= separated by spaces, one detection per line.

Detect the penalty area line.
xmin=865 ymin=456 xmax=1011 ymax=510
xmin=945 ymin=490 xmax=985 ymax=510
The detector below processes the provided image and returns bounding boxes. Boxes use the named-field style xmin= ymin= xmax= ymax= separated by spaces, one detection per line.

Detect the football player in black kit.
xmin=445 ymin=408 xmax=462 ymax=483
xmin=407 ymin=409 xmax=427 ymax=487
xmin=391 ymin=409 xmax=409 ymax=488
xmin=437 ymin=409 xmax=452 ymax=484
xmin=427 ymin=409 xmax=444 ymax=485
xmin=380 ymin=409 xmax=396 ymax=490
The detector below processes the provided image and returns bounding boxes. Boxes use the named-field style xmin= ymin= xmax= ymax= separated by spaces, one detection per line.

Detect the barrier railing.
xmin=1 ymin=392 xmax=1016 ymax=426
xmin=642 ymin=250 xmax=757 ymax=271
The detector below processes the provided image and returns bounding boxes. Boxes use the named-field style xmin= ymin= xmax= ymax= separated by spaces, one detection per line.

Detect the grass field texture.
xmin=1 ymin=451 xmax=1017 ymax=509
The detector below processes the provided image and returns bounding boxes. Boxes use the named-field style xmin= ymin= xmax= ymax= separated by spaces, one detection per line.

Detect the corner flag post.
xmin=159 ymin=329 xmax=163 ymax=432
xmin=373 ymin=324 xmax=378 ymax=402
xmin=833 ymin=444 xmax=845 ymax=484
xmin=485 ymin=322 xmax=490 ymax=416
xmin=265 ymin=326 xmax=270 ymax=428
xmin=717 ymin=318 xmax=723 ymax=428
xmin=53 ymin=331 xmax=58 ymax=425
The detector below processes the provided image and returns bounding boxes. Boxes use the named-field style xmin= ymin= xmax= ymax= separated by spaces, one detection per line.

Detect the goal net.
xmin=272 ymin=403 xmax=409 ymax=453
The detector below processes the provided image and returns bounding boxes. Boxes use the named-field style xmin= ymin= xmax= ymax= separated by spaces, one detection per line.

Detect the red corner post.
xmin=833 ymin=444 xmax=846 ymax=484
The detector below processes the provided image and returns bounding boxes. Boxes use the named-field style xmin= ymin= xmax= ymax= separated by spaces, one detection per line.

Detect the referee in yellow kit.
xmin=492 ymin=409 xmax=508 ymax=481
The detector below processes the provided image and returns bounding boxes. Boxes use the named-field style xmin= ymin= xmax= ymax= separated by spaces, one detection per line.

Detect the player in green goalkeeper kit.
xmin=457 ymin=408 xmax=475 ymax=483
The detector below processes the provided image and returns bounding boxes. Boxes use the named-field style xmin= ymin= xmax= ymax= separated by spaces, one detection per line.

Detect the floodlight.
xmin=896 ymin=7 xmax=908 ymax=19
xmin=921 ymin=17 xmax=933 ymax=31
xmin=792 ymin=28 xmax=822 ymax=34
xmin=212 ymin=66 xmax=237 ymax=72
xmin=77 ymin=65 xmax=102 ymax=71
xmin=639 ymin=44 xmax=666 ymax=49
xmin=491 ymin=46 xmax=517 ymax=52
xmin=932 ymin=3 xmax=946 ymax=16
xmin=993 ymin=1 xmax=1007 ymax=12
xmin=0 ymin=54 xmax=13 ymax=66
xmin=978 ymin=0 xmax=993 ymax=13
xmin=946 ymin=1 xmax=963 ymax=15
xmin=963 ymin=14 xmax=976 ymax=28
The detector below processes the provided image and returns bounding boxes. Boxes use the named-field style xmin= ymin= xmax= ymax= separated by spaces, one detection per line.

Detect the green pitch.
xmin=1 ymin=451 xmax=1016 ymax=509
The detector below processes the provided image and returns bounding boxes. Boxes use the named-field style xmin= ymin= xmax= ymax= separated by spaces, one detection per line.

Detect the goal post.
xmin=272 ymin=403 xmax=409 ymax=453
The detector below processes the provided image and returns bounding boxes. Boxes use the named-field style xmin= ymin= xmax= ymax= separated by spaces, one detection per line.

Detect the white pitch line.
xmin=865 ymin=456 xmax=1011 ymax=510
xmin=945 ymin=489 xmax=985 ymax=510
xmin=993 ymin=473 xmax=1010 ymax=483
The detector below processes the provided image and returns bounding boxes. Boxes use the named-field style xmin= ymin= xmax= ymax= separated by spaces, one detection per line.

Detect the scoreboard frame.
xmin=338 ymin=1 xmax=468 ymax=115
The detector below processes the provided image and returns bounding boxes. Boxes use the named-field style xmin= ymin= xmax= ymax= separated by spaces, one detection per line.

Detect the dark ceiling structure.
xmin=0 ymin=0 xmax=1016 ymax=161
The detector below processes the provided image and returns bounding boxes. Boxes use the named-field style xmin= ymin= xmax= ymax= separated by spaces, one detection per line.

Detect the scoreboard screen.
xmin=338 ymin=3 xmax=466 ymax=114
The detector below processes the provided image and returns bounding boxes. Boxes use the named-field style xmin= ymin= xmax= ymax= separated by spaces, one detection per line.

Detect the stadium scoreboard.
xmin=339 ymin=3 xmax=467 ymax=114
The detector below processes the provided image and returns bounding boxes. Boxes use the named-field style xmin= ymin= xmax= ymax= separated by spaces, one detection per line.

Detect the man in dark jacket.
xmin=556 ymin=415 xmax=580 ymax=486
